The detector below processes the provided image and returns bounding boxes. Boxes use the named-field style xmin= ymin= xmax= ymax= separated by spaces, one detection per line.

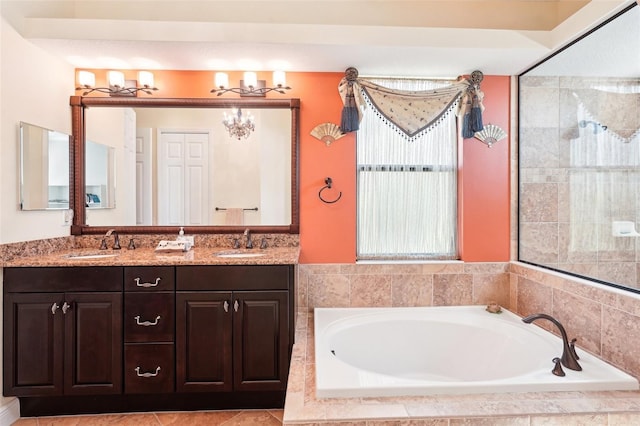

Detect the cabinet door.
xmin=3 ymin=293 xmax=64 ymax=396
xmin=233 ymin=291 xmax=289 ymax=391
xmin=176 ymin=291 xmax=232 ymax=392
xmin=64 ymin=292 xmax=123 ymax=395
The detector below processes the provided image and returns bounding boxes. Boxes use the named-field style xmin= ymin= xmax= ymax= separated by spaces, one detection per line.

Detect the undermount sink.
xmin=215 ymin=251 xmax=266 ymax=258
xmin=64 ymin=252 xmax=120 ymax=260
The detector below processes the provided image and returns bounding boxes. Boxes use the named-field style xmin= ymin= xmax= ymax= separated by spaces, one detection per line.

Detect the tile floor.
xmin=12 ymin=409 xmax=283 ymax=425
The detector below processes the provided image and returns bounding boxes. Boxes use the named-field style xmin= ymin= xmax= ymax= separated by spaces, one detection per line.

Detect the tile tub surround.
xmin=288 ymin=261 xmax=640 ymax=424
xmin=284 ymin=310 xmax=640 ymax=425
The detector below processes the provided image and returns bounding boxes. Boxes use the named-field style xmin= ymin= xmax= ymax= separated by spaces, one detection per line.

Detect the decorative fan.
xmin=474 ymin=124 xmax=507 ymax=148
xmin=310 ymin=122 xmax=346 ymax=146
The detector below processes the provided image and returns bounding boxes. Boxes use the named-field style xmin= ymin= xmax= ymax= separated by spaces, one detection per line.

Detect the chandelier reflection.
xmin=223 ymin=108 xmax=255 ymax=140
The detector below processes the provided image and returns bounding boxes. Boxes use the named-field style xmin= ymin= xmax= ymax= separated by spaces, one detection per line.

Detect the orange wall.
xmin=76 ymin=70 xmax=509 ymax=263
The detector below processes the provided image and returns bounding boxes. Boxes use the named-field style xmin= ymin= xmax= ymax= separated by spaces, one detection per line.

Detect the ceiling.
xmin=0 ymin=0 xmax=634 ymax=77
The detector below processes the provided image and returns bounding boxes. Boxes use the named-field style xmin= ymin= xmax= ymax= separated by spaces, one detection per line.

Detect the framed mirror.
xmin=70 ymin=96 xmax=300 ymax=235
xmin=518 ymin=2 xmax=640 ymax=292
xmin=19 ymin=121 xmax=71 ymax=211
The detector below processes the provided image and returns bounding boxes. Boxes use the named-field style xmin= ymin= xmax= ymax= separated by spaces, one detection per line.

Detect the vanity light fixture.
xmin=223 ymin=108 xmax=255 ymax=140
xmin=76 ymin=70 xmax=159 ymax=96
xmin=211 ymin=71 xmax=291 ymax=97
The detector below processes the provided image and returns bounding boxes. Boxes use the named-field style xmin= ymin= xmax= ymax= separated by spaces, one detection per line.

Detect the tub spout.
xmin=522 ymin=313 xmax=582 ymax=371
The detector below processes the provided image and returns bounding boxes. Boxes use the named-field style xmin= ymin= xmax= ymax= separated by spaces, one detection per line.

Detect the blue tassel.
xmin=470 ymin=106 xmax=483 ymax=133
xmin=340 ymin=91 xmax=360 ymax=133
xmin=462 ymin=113 xmax=474 ymax=138
xmin=340 ymin=106 xmax=359 ymax=132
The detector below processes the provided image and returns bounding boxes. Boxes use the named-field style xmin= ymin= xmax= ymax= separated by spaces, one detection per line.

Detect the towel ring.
xmin=318 ymin=177 xmax=342 ymax=204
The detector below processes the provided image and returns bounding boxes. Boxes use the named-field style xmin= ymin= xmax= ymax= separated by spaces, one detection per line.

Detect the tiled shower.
xmin=519 ymin=76 xmax=640 ymax=289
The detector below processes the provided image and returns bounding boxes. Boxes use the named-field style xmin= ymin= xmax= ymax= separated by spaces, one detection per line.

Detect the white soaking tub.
xmin=314 ymin=305 xmax=639 ymax=398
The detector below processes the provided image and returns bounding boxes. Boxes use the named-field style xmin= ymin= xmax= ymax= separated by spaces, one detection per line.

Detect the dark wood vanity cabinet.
xmin=3 ymin=263 xmax=295 ymax=415
xmin=176 ymin=265 xmax=293 ymax=393
xmin=2 ymin=267 xmax=123 ymax=397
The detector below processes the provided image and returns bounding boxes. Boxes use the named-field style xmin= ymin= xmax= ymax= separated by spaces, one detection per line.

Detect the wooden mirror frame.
xmin=69 ymin=95 xmax=300 ymax=235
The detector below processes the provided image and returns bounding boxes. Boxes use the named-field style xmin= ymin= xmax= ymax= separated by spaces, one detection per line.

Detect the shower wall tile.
xmin=520 ymin=183 xmax=558 ymax=222
xmin=519 ymin=223 xmax=559 ymax=264
xmin=596 ymin=262 xmax=637 ymax=288
xmin=519 ymin=86 xmax=560 ymax=129
xmin=519 ymin=128 xmax=560 ymax=168
xmin=520 ymin=75 xmax=560 ymax=88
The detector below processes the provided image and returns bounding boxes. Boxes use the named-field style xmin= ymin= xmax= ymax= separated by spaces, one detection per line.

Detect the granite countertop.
xmin=3 ymin=246 xmax=300 ymax=267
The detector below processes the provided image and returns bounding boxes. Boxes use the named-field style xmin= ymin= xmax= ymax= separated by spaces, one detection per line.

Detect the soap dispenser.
xmin=176 ymin=226 xmax=194 ymax=250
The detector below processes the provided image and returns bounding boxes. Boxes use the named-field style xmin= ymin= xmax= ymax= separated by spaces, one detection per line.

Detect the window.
xmin=357 ymin=78 xmax=458 ymax=260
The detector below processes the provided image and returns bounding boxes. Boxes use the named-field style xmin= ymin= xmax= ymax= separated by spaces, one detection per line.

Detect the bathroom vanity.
xmin=2 ymin=247 xmax=297 ymax=417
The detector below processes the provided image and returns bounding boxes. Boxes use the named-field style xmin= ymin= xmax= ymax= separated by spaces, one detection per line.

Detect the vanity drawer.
xmin=124 ymin=343 xmax=174 ymax=394
xmin=124 ymin=293 xmax=174 ymax=342
xmin=124 ymin=267 xmax=175 ymax=292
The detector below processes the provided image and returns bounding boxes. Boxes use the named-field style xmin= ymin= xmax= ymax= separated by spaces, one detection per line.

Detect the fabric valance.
xmin=338 ymin=67 xmax=484 ymax=139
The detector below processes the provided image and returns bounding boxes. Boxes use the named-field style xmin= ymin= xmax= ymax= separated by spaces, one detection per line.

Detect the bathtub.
xmin=314 ymin=305 xmax=639 ymax=398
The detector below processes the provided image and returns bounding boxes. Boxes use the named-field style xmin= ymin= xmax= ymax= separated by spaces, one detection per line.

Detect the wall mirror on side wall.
xmin=518 ymin=2 xmax=640 ymax=293
xmin=70 ymin=96 xmax=300 ymax=235
xmin=19 ymin=121 xmax=70 ymax=211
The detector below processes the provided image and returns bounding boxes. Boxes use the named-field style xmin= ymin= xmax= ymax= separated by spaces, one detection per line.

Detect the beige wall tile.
xmin=517 ymin=276 xmax=553 ymax=318
xmin=350 ymin=274 xmax=392 ymax=307
xmin=433 ymin=274 xmax=473 ymax=306
xmin=473 ymin=273 xmax=510 ymax=308
xmin=391 ymin=274 xmax=433 ymax=307
xmin=308 ymin=274 xmax=350 ymax=309
xmin=602 ymin=305 xmax=640 ymax=378
xmin=552 ymin=289 xmax=602 ymax=355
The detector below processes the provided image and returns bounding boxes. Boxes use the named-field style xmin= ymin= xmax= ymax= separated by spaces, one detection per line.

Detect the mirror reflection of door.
xmin=157 ymin=129 xmax=210 ymax=226
xmin=136 ymin=128 xmax=153 ymax=225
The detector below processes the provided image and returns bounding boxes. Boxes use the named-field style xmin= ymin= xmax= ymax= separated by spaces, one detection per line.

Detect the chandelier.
xmin=211 ymin=71 xmax=290 ymax=97
xmin=76 ymin=70 xmax=158 ymax=96
xmin=223 ymin=108 xmax=255 ymax=140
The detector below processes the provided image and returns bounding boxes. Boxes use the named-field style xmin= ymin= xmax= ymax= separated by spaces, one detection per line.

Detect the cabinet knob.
xmin=62 ymin=302 xmax=72 ymax=314
xmin=134 ymin=315 xmax=161 ymax=327
xmin=134 ymin=277 xmax=161 ymax=288
xmin=134 ymin=366 xmax=161 ymax=378
xmin=223 ymin=301 xmax=229 ymax=313
xmin=51 ymin=302 xmax=60 ymax=315
xmin=234 ymin=300 xmax=239 ymax=312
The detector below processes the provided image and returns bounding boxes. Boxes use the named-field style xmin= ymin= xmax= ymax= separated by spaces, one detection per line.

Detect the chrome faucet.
xmin=243 ymin=228 xmax=253 ymax=249
xmin=101 ymin=229 xmax=121 ymax=250
xmin=522 ymin=313 xmax=581 ymax=371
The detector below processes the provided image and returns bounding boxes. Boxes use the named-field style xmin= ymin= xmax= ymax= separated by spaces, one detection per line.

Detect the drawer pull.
xmin=62 ymin=302 xmax=72 ymax=314
xmin=134 ymin=366 xmax=161 ymax=378
xmin=223 ymin=301 xmax=229 ymax=313
xmin=51 ymin=302 xmax=60 ymax=315
xmin=134 ymin=277 xmax=161 ymax=288
xmin=134 ymin=315 xmax=161 ymax=326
